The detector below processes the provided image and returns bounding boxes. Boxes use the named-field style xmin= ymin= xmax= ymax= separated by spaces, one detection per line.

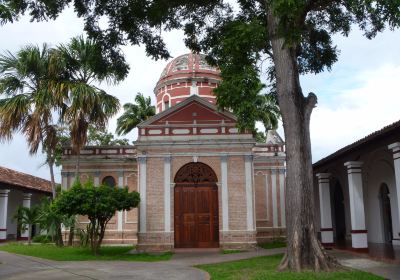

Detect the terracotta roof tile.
xmin=0 ymin=166 xmax=53 ymax=193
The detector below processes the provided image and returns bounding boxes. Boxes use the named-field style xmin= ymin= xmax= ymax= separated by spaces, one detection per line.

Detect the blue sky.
xmin=1 ymin=8 xmax=400 ymax=181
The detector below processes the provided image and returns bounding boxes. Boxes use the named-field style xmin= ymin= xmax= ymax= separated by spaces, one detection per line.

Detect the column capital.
xmin=316 ymin=173 xmax=331 ymax=180
xmin=0 ymin=189 xmax=10 ymax=196
xmin=93 ymin=171 xmax=101 ymax=177
xmin=221 ymin=154 xmax=228 ymax=162
xmin=244 ymin=154 xmax=253 ymax=161
xmin=388 ymin=142 xmax=400 ymax=152
xmin=164 ymin=155 xmax=171 ymax=163
xmin=23 ymin=193 xmax=32 ymax=200
xmin=344 ymin=161 xmax=363 ymax=169
xmin=117 ymin=170 xmax=124 ymax=177
xmin=61 ymin=171 xmax=69 ymax=177
xmin=138 ymin=156 xmax=147 ymax=164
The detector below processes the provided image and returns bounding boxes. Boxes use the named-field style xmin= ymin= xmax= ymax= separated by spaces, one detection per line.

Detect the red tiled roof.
xmin=0 ymin=166 xmax=52 ymax=193
xmin=314 ymin=120 xmax=400 ymax=168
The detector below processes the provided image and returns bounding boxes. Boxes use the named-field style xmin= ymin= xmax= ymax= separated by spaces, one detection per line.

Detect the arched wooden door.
xmin=174 ymin=162 xmax=219 ymax=248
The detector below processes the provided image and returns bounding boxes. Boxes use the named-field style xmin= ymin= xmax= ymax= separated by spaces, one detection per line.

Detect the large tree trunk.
xmin=266 ymin=10 xmax=337 ymax=272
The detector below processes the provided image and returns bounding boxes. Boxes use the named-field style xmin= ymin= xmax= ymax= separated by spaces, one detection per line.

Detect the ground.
xmin=0 ymin=243 xmax=171 ymax=261
xmin=0 ymin=244 xmax=398 ymax=280
xmin=198 ymin=254 xmax=381 ymax=280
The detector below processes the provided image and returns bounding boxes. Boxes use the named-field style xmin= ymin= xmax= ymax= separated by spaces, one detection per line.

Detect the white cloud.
xmin=310 ymin=64 xmax=400 ymax=162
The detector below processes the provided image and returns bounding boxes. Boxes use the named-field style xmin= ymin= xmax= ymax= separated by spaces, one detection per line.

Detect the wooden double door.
xmin=174 ymin=183 xmax=219 ymax=248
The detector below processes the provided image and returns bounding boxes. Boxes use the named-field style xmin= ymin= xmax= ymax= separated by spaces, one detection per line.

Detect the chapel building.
xmin=60 ymin=53 xmax=286 ymax=251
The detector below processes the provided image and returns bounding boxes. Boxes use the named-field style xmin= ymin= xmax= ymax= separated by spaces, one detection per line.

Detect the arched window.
xmin=102 ymin=176 xmax=116 ymax=187
xmin=164 ymin=100 xmax=170 ymax=110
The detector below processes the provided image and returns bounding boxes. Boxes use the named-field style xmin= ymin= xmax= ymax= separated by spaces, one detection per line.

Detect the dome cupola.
xmin=154 ymin=53 xmax=221 ymax=112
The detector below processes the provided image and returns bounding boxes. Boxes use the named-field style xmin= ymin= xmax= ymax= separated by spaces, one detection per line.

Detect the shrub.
xmin=32 ymin=235 xmax=52 ymax=244
xmin=55 ymin=179 xmax=140 ymax=255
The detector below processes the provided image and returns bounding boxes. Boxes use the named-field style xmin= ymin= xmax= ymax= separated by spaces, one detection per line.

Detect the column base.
xmin=0 ymin=230 xmax=7 ymax=240
xmin=351 ymin=230 xmax=368 ymax=249
xmin=392 ymin=239 xmax=400 ymax=246
xmin=220 ymin=230 xmax=257 ymax=250
xmin=320 ymin=229 xmax=334 ymax=246
xmin=136 ymin=232 xmax=173 ymax=252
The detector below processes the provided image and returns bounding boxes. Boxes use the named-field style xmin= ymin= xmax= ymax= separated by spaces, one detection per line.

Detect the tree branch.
xmin=304 ymin=92 xmax=317 ymax=120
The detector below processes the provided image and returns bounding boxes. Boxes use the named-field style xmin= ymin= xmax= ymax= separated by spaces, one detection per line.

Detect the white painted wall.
xmin=6 ymin=190 xmax=48 ymax=239
xmin=6 ymin=189 xmax=23 ymax=237
xmin=364 ymin=157 xmax=398 ymax=243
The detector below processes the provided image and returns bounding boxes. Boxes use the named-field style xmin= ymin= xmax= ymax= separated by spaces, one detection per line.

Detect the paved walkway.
xmin=1 ymin=247 xmax=399 ymax=280
xmin=0 ymin=251 xmax=207 ymax=280
xmin=169 ymin=247 xmax=285 ymax=265
xmin=332 ymin=250 xmax=400 ymax=280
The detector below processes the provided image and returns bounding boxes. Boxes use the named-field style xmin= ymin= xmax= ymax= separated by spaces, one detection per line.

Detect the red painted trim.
xmin=17 ymin=237 xmax=28 ymax=241
xmin=351 ymin=229 xmax=368 ymax=234
xmin=320 ymin=228 xmax=333 ymax=232
xmin=321 ymin=243 xmax=335 ymax=247
xmin=0 ymin=229 xmax=7 ymax=231
xmin=0 ymin=239 xmax=7 ymax=243
xmin=350 ymin=247 xmax=369 ymax=253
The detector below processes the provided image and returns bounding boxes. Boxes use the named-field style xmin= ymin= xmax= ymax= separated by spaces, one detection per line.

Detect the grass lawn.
xmin=0 ymin=243 xmax=172 ymax=262
xmin=197 ymin=254 xmax=383 ymax=280
xmin=259 ymin=240 xmax=287 ymax=250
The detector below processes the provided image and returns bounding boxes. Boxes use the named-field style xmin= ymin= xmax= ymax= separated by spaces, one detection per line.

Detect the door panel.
xmin=174 ymin=184 xmax=219 ymax=248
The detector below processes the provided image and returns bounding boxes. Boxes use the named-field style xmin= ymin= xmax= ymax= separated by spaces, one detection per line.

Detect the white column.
xmin=344 ymin=161 xmax=368 ymax=249
xmin=279 ymin=169 xmax=286 ymax=228
xmin=94 ymin=171 xmax=101 ymax=187
xmin=245 ymin=155 xmax=254 ymax=230
xmin=316 ymin=173 xmax=334 ymax=246
xmin=117 ymin=171 xmax=124 ymax=232
xmin=164 ymin=156 xmax=171 ymax=232
xmin=61 ymin=171 xmax=68 ymax=190
xmin=0 ymin=190 xmax=10 ymax=241
xmin=221 ymin=155 xmax=229 ymax=231
xmin=138 ymin=157 xmax=147 ymax=233
xmin=21 ymin=193 xmax=32 ymax=239
xmin=271 ymin=169 xmax=278 ymax=227
xmin=388 ymin=142 xmax=400 ymax=245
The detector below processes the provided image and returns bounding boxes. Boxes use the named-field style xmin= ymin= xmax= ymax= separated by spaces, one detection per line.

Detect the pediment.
xmin=139 ymin=95 xmax=236 ymax=127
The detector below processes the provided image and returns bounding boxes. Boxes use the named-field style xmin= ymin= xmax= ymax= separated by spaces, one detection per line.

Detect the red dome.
xmin=154 ymin=53 xmax=221 ymax=113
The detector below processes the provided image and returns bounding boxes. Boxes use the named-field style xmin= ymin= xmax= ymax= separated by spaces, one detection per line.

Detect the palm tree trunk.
xmin=75 ymin=149 xmax=81 ymax=179
xmin=28 ymin=225 xmax=32 ymax=245
xmin=48 ymin=159 xmax=56 ymax=199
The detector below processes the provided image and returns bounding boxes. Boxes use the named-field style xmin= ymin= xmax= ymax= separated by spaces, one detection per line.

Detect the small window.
xmin=164 ymin=100 xmax=170 ymax=110
xmin=102 ymin=176 xmax=116 ymax=187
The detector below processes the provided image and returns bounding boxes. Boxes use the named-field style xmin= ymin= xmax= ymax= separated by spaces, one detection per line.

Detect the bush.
xmin=55 ymin=179 xmax=140 ymax=255
xmin=32 ymin=235 xmax=52 ymax=244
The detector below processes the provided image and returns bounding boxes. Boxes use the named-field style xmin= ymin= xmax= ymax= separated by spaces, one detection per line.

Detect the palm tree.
xmin=56 ymin=36 xmax=122 ymax=174
xmin=37 ymin=198 xmax=65 ymax=246
xmin=116 ymin=93 xmax=155 ymax=135
xmin=0 ymin=44 xmax=63 ymax=199
xmin=13 ymin=205 xmax=40 ymax=245
xmin=257 ymin=94 xmax=280 ymax=132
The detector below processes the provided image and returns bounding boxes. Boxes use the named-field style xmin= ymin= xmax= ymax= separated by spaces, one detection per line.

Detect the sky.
xmin=0 ymin=8 xmax=400 ymax=182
